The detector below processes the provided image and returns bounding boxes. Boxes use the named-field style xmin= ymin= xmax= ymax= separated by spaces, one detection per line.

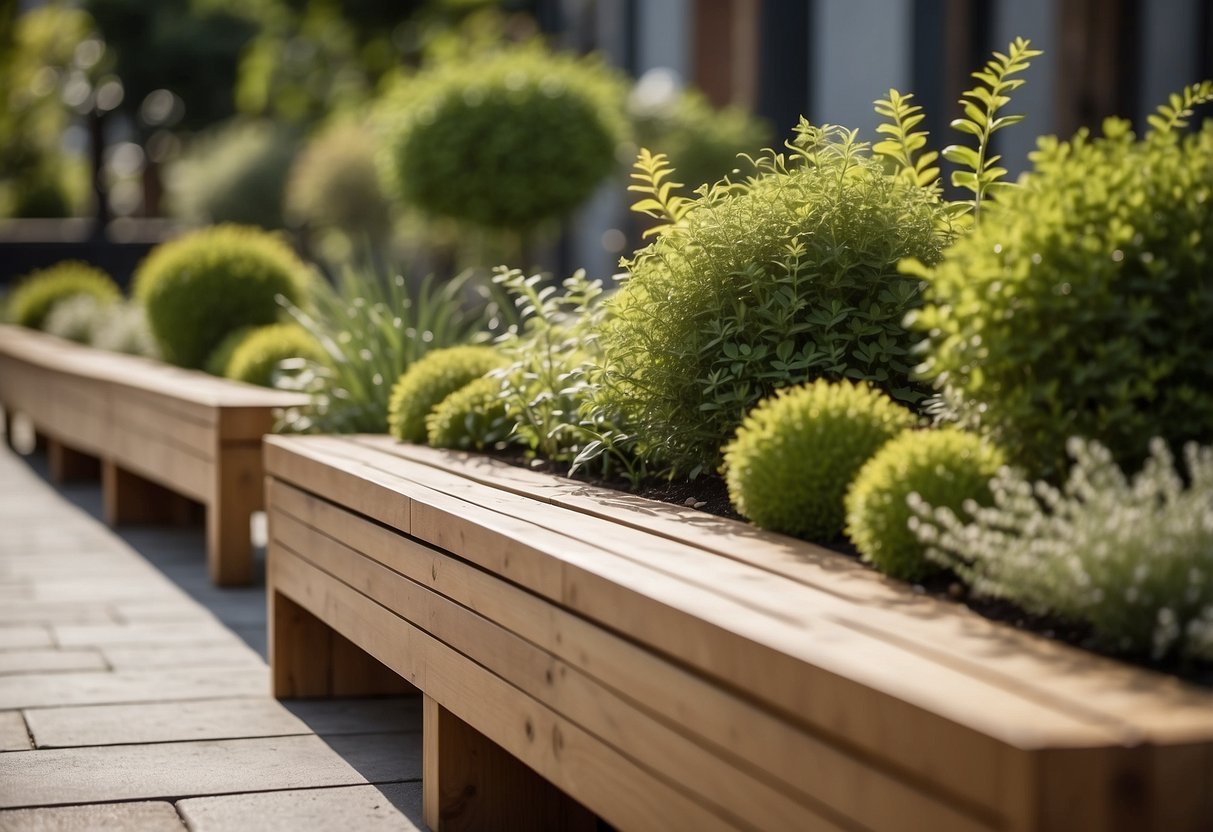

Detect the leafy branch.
xmin=943 ymin=36 xmax=1041 ymax=221
xmin=1147 ymin=80 xmax=1213 ymax=134
xmin=873 ymin=90 xmax=940 ymax=190
xmin=627 ymin=148 xmax=693 ymax=239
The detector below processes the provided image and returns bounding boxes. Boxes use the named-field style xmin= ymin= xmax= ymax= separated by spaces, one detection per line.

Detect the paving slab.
xmin=0 ymin=650 xmax=106 ymax=676
xmin=177 ymin=783 xmax=424 ymax=832
xmin=0 ymin=628 xmax=52 ymax=650
xmin=52 ymin=622 xmax=239 ymax=648
xmin=110 ymin=602 xmax=217 ymax=624
xmin=0 ymin=603 xmax=116 ymax=627
xmin=0 ymin=733 xmax=422 ymax=808
xmin=24 ymin=697 xmax=419 ymax=749
xmin=0 ymin=801 xmax=185 ymax=831
xmin=0 ymin=667 xmax=267 ymax=710
xmin=100 ymin=643 xmax=263 ymax=671
xmin=0 ymin=712 xmax=30 ymax=751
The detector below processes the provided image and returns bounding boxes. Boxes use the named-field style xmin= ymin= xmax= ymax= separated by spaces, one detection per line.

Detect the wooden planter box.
xmin=0 ymin=325 xmax=307 ymax=585
xmin=265 ymin=434 xmax=1213 ymax=832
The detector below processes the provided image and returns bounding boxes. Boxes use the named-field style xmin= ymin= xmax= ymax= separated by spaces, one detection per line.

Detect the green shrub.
xmin=168 ymin=119 xmax=298 ymax=229
xmin=7 ymin=262 xmax=120 ymax=330
xmin=133 ymin=225 xmax=311 ymax=369
xmin=910 ymin=108 xmax=1213 ymax=476
xmin=723 ymin=380 xmax=915 ymax=540
xmin=426 ymin=375 xmax=511 ymax=451
xmin=376 ymin=43 xmax=627 ymax=229
xmin=204 ymin=326 xmax=257 ymax=377
xmin=845 ymin=428 xmax=1004 ymax=581
xmin=285 ymin=121 xmax=391 ymax=238
xmin=912 ymin=437 xmax=1213 ymax=662
xmin=598 ymin=126 xmax=950 ymax=475
xmin=218 ymin=323 xmax=327 ymax=387
xmin=630 ymin=80 xmax=770 ymax=189
xmin=43 ymin=294 xmax=107 ymax=344
xmin=387 ymin=345 xmax=505 ymax=442
xmin=90 ymin=302 xmax=160 ymax=358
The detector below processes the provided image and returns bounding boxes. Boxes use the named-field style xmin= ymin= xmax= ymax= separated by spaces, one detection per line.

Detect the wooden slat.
xmin=270 ymin=544 xmax=820 ymax=832
xmin=268 ymin=490 xmax=997 ymax=832
xmin=362 ymin=437 xmax=1213 ymax=744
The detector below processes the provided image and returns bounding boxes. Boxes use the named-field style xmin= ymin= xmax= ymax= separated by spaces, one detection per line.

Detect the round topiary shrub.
xmin=285 ymin=121 xmax=391 ymax=238
xmin=723 ymin=379 xmax=916 ymax=540
xmin=376 ymin=43 xmax=627 ymax=229
xmin=911 ymin=118 xmax=1213 ymax=476
xmin=598 ymin=122 xmax=951 ymax=476
xmin=133 ymin=225 xmax=311 ymax=369
xmin=845 ymin=428 xmax=1005 ymax=581
xmin=7 ymin=261 xmax=120 ymax=330
xmin=387 ymin=346 xmax=507 ymax=443
xmin=216 ymin=323 xmax=327 ymax=388
xmin=426 ymin=375 xmax=511 ymax=451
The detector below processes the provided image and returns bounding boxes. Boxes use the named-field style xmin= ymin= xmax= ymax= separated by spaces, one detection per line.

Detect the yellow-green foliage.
xmin=723 ymin=380 xmax=915 ymax=540
xmin=387 ymin=345 xmax=505 ymax=443
xmin=911 ymin=115 xmax=1213 ymax=476
xmin=285 ymin=121 xmax=390 ymax=237
xmin=426 ymin=375 xmax=511 ymax=451
xmin=133 ymin=225 xmax=311 ymax=369
xmin=7 ymin=261 xmax=119 ymax=330
xmin=376 ymin=43 xmax=627 ymax=229
xmin=219 ymin=323 xmax=326 ymax=387
xmin=845 ymin=428 xmax=1004 ymax=581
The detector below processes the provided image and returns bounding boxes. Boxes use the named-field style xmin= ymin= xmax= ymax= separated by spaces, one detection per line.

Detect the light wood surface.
xmin=264 ymin=434 xmax=1213 ymax=831
xmin=0 ymin=325 xmax=307 ymax=586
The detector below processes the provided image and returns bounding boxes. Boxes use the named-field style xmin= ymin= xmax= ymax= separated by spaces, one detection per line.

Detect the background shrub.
xmin=910 ymin=118 xmax=1213 ymax=476
xmin=218 ymin=323 xmax=326 ymax=387
xmin=845 ymin=428 xmax=1004 ymax=581
xmin=426 ymin=375 xmax=511 ymax=451
xmin=598 ymin=123 xmax=951 ymax=476
xmin=723 ymin=380 xmax=915 ymax=540
xmin=912 ymin=437 xmax=1213 ymax=663
xmin=377 ymin=43 xmax=627 ymax=230
xmin=168 ymin=119 xmax=299 ymax=229
xmin=285 ymin=121 xmax=391 ymax=239
xmin=133 ymin=225 xmax=311 ymax=368
xmin=387 ymin=345 xmax=505 ymax=442
xmin=90 ymin=302 xmax=160 ymax=358
xmin=43 ymin=294 xmax=107 ymax=343
xmin=629 ymin=79 xmax=770 ymax=189
xmin=7 ymin=261 xmax=120 ymax=330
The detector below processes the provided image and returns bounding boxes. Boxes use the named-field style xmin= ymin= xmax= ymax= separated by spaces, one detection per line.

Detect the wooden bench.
xmin=0 ymin=325 xmax=308 ymax=586
xmin=264 ymin=434 xmax=1213 ymax=832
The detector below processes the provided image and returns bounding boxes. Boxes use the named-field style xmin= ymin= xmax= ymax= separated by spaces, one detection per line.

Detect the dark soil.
xmin=492 ymin=451 xmax=1213 ymax=687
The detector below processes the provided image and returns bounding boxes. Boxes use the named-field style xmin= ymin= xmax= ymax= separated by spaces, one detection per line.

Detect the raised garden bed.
xmin=265 ymin=434 xmax=1213 ymax=832
xmin=0 ymin=324 xmax=307 ymax=585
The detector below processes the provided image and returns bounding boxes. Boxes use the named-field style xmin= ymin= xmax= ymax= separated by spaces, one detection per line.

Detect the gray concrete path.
xmin=0 ymin=443 xmax=424 ymax=831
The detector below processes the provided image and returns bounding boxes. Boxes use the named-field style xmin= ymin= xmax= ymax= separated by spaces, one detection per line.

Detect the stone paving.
xmin=0 ymin=441 xmax=425 ymax=831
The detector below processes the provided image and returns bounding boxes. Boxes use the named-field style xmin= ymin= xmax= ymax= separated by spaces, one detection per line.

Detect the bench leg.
xmin=423 ymin=696 xmax=597 ymax=832
xmin=102 ymin=460 xmax=200 ymax=526
xmin=270 ymin=589 xmax=412 ymax=698
xmin=47 ymin=438 xmax=100 ymax=483
xmin=207 ymin=446 xmax=267 ymax=587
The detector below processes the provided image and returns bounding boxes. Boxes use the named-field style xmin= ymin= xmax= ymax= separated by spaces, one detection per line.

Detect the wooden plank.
xmin=0 ymin=733 xmax=420 ymax=809
xmin=423 ymin=695 xmax=597 ymax=832
xmin=110 ymin=393 xmax=215 ymax=460
xmin=107 ymin=430 xmax=211 ymax=504
xmin=269 ymin=498 xmax=998 ymax=832
xmin=359 ymin=437 xmax=1213 ymax=744
xmin=272 ymin=542 xmax=848 ymax=832
xmin=206 ymin=445 xmax=261 ymax=586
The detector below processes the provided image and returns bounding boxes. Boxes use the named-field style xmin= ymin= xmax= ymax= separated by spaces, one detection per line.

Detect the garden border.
xmin=0 ymin=324 xmax=307 ymax=585
xmin=265 ymin=433 xmax=1213 ymax=831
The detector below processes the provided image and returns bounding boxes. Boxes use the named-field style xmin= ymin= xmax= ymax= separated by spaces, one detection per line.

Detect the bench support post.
xmin=270 ymin=589 xmax=411 ymax=698
xmin=207 ymin=445 xmax=265 ymax=587
xmin=423 ymin=696 xmax=597 ymax=832
xmin=102 ymin=460 xmax=199 ymax=527
xmin=47 ymin=438 xmax=100 ymax=483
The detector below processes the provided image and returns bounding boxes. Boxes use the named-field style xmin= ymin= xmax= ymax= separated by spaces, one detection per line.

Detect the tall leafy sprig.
xmin=873 ymin=90 xmax=940 ymax=190
xmin=1147 ymin=80 xmax=1213 ymax=134
xmin=627 ymin=148 xmax=694 ymax=239
xmin=277 ymin=265 xmax=496 ymax=433
xmin=942 ymin=37 xmax=1041 ymax=220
